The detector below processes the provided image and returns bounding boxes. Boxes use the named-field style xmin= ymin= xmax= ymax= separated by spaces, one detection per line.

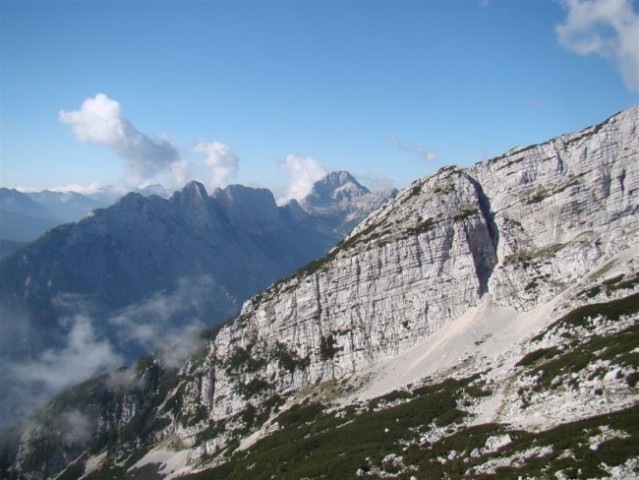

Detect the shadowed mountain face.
xmin=0 ymin=188 xmax=62 ymax=242
xmin=25 ymin=190 xmax=107 ymax=223
xmin=1 ymin=185 xmax=168 ymax=244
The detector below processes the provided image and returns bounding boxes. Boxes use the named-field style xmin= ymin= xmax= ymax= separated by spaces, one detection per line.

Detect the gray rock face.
xmin=0 ymin=171 xmax=394 ymax=443
xmin=176 ymin=105 xmax=639 ymax=437
xmin=469 ymin=113 xmax=638 ymax=310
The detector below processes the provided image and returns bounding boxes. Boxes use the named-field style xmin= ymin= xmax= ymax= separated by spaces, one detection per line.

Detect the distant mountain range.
xmin=0 ymin=184 xmax=170 ymax=244
xmin=0 ymin=188 xmax=65 ymax=243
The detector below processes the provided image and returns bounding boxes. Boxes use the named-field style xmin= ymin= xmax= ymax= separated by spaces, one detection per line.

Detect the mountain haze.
xmin=25 ymin=190 xmax=106 ymax=223
xmin=0 ymin=189 xmax=61 ymax=242
xmin=4 ymin=106 xmax=639 ymax=479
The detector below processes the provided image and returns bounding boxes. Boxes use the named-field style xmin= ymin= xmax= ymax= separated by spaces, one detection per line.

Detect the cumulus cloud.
xmin=389 ymin=133 xmax=438 ymax=163
xmin=193 ymin=141 xmax=240 ymax=189
xmin=556 ymin=0 xmax=639 ymax=91
xmin=59 ymin=93 xmax=182 ymax=184
xmin=278 ymin=155 xmax=328 ymax=203
xmin=169 ymin=159 xmax=193 ymax=188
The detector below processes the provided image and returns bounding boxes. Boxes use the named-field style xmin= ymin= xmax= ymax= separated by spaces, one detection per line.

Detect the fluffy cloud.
xmin=60 ymin=410 xmax=94 ymax=446
xmin=193 ymin=141 xmax=240 ymax=189
xmin=389 ymin=133 xmax=437 ymax=163
xmin=12 ymin=314 xmax=122 ymax=392
xmin=108 ymin=276 xmax=215 ymax=367
xmin=278 ymin=155 xmax=328 ymax=203
xmin=59 ymin=93 xmax=182 ymax=184
xmin=557 ymin=0 xmax=639 ymax=91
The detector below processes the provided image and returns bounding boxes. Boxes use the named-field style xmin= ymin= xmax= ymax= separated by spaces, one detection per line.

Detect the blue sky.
xmin=1 ymin=0 xmax=638 ymax=201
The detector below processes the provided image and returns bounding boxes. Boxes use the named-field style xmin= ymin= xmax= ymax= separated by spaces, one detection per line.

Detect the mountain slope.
xmin=25 ymin=190 xmax=106 ymax=223
xmin=5 ymin=106 xmax=639 ymax=479
xmin=0 ymin=188 xmax=61 ymax=242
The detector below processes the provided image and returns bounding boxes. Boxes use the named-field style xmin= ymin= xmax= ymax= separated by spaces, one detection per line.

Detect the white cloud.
xmin=12 ymin=314 xmax=122 ymax=392
xmin=557 ymin=0 xmax=639 ymax=91
xmin=60 ymin=410 xmax=94 ymax=446
xmin=389 ymin=133 xmax=437 ymax=163
xmin=108 ymin=276 xmax=212 ymax=366
xmin=169 ymin=159 xmax=193 ymax=188
xmin=59 ymin=93 xmax=182 ymax=184
xmin=193 ymin=141 xmax=240 ymax=190
xmin=278 ymin=155 xmax=328 ymax=203
xmin=0 ymin=278 xmax=219 ymax=430
xmin=49 ymin=182 xmax=104 ymax=195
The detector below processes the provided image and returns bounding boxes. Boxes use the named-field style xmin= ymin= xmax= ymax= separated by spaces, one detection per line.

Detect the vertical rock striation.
xmin=181 ymin=106 xmax=639 ymax=435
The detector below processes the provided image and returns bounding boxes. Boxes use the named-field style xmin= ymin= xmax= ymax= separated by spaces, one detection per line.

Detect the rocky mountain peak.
xmin=298 ymin=171 xmax=397 ymax=235
xmin=171 ymin=180 xmax=208 ymax=204
xmin=301 ymin=170 xmax=370 ymax=210
xmin=0 ymin=170 xmax=387 ymax=429
xmin=209 ymin=184 xmax=281 ymax=235
xmin=112 ymin=191 xmax=147 ymax=210
xmin=184 ymin=179 xmax=208 ymax=196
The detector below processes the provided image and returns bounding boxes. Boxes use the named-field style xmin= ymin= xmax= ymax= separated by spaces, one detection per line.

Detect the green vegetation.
xmin=453 ymin=207 xmax=478 ymax=222
xmin=432 ymin=182 xmax=456 ymax=195
xmin=490 ymin=144 xmax=539 ymax=169
xmin=180 ymin=381 xmax=639 ymax=480
xmin=466 ymin=404 xmax=639 ymax=480
xmin=223 ymin=343 xmax=267 ymax=374
xmin=526 ymin=189 xmax=548 ymax=204
xmin=518 ymin=310 xmax=639 ymax=396
xmin=404 ymin=184 xmax=422 ymax=202
xmin=271 ymin=341 xmax=310 ymax=373
xmin=546 ymin=292 xmax=639 ymax=332
xmin=403 ymin=217 xmax=435 ymax=237
xmin=515 ymin=346 xmax=562 ymax=367
xmin=578 ymin=273 xmax=639 ymax=299
xmin=181 ymin=378 xmax=472 ymax=480
xmin=319 ymin=334 xmax=339 ymax=361
xmin=503 ymin=242 xmax=565 ymax=268
xmin=238 ymin=378 xmax=272 ymax=399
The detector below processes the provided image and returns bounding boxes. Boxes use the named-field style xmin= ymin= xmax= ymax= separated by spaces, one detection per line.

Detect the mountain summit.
xmin=301 ymin=170 xmax=370 ymax=209
xmin=299 ymin=170 xmax=397 ymax=234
